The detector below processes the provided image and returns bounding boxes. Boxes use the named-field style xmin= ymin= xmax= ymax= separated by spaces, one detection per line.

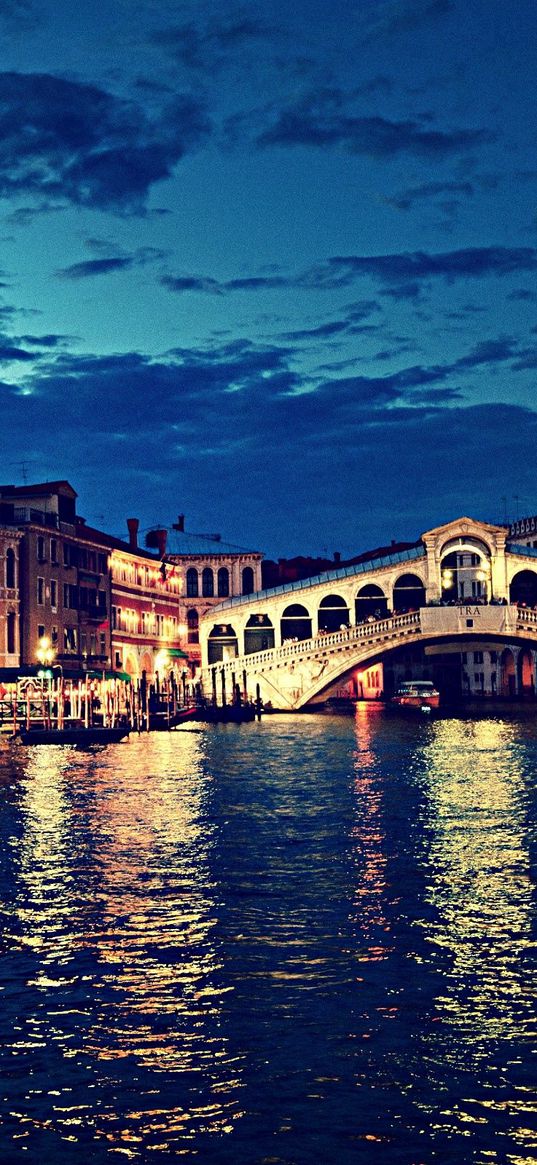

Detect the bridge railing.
xmin=515 ymin=605 xmax=537 ymax=626
xmin=206 ymin=609 xmax=421 ymax=678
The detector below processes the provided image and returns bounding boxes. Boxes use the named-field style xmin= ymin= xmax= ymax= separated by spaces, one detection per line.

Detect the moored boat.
xmin=12 ymin=724 xmax=130 ymax=746
xmin=390 ymin=681 xmax=440 ymax=711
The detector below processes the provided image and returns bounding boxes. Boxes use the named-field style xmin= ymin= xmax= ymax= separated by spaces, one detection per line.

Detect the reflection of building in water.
xmin=419 ymin=719 xmax=535 ymax=1058
xmin=79 ymin=734 xmax=244 ymax=1144
xmin=16 ymin=746 xmax=78 ymax=964
xmin=10 ymin=737 xmax=244 ymax=1153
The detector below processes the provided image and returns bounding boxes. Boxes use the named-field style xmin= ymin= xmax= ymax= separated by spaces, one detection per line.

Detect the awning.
xmin=166 ymin=648 xmax=190 ymax=660
xmin=87 ymin=669 xmax=132 ymax=682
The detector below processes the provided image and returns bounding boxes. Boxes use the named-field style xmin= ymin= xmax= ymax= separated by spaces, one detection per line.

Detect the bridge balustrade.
xmin=205 ymin=608 xmax=421 ymax=679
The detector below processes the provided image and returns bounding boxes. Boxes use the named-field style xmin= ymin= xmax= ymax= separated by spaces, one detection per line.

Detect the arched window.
xmin=217 ymin=567 xmax=230 ymax=597
xmin=7 ymin=611 xmax=16 ymax=654
xmin=202 ymin=568 xmax=214 ymax=597
xmin=6 ymin=547 xmax=15 ymax=588
xmin=187 ymin=609 xmax=199 ymax=644
xmin=242 ymin=566 xmax=254 ymax=595
xmin=186 ymin=568 xmax=198 ymax=597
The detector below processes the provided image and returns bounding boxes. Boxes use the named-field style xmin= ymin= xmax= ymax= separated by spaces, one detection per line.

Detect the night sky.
xmin=1 ymin=0 xmax=536 ymax=558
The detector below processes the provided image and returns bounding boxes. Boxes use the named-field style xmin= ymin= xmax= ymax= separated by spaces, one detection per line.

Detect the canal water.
xmin=0 ymin=708 xmax=536 ymax=1164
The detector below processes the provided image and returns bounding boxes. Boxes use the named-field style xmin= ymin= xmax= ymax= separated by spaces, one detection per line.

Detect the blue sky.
xmin=1 ymin=0 xmax=536 ymax=557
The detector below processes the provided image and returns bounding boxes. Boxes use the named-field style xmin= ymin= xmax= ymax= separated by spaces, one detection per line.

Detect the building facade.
xmin=163 ymin=520 xmax=263 ymax=667
xmin=0 ymin=527 xmax=22 ymax=668
xmin=108 ymin=520 xmax=183 ymax=679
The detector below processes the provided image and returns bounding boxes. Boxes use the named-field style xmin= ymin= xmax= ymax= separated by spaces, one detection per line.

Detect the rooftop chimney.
xmin=333 ymin=551 xmax=341 ymax=564
xmin=173 ymin=514 xmax=185 ymax=532
xmin=127 ymin=517 xmax=139 ymax=550
xmin=154 ymin=528 xmax=167 ymax=557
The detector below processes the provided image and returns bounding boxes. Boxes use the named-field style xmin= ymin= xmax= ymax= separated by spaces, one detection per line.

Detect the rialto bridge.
xmin=198 ymin=517 xmax=537 ymax=710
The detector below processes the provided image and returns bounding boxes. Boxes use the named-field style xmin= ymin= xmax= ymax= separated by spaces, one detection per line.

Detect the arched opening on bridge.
xmin=392 ymin=573 xmax=426 ymax=612
xmin=281 ymin=603 xmax=312 ymax=643
xmin=244 ymin=614 xmax=275 ymax=654
xmin=355 ymin=584 xmax=388 ymax=622
xmin=318 ymin=593 xmax=349 ymax=633
xmin=509 ymin=569 xmax=537 ymax=606
xmin=208 ymin=624 xmax=239 ymax=664
xmin=500 ymin=649 xmax=516 ymax=698
xmin=517 ymin=649 xmax=535 ymax=698
xmin=440 ymin=538 xmax=491 ymax=603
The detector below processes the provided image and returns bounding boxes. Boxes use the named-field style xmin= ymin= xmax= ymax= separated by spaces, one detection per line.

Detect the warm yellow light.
xmin=36 ymin=636 xmax=55 ymax=665
xmin=154 ymin=650 xmax=170 ymax=673
xmin=177 ymin=624 xmax=187 ymax=638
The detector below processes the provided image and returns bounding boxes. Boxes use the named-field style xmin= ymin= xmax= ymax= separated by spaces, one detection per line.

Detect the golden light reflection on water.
xmin=5 ymin=733 xmax=244 ymax=1154
xmin=419 ymin=719 xmax=535 ymax=1046
xmin=418 ymin=717 xmax=537 ymax=1157
xmin=350 ymin=704 xmax=391 ymax=964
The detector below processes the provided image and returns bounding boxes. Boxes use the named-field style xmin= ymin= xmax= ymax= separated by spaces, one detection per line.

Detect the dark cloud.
xmin=507 ymin=289 xmax=537 ymax=302
xmin=2 ymin=327 xmax=536 ymax=553
xmin=4 ymin=202 xmax=65 ymax=226
xmin=150 ymin=16 xmax=276 ymax=72
xmin=322 ymin=246 xmax=537 ymax=285
xmin=361 ymin=0 xmax=455 ymax=43
xmin=256 ymin=88 xmax=489 ymax=157
xmin=160 ymin=246 xmax=537 ymax=302
xmin=0 ymin=72 xmax=210 ymax=212
xmin=160 ymin=273 xmax=224 ymax=295
xmin=18 ymin=333 xmax=72 ymax=347
xmin=277 ymin=301 xmax=381 ymax=342
xmin=57 ymin=257 xmax=134 ymax=280
xmin=385 ymin=179 xmax=474 ymax=210
xmin=0 ymin=343 xmax=35 ymax=361
xmin=57 ymin=245 xmax=167 ymax=279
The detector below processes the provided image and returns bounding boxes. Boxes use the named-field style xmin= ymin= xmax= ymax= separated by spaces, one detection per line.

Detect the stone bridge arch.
xmin=281 ymin=603 xmax=312 ymax=642
xmin=509 ymin=569 xmax=537 ymax=607
xmin=355 ymin=583 xmax=388 ymax=622
xmin=392 ymin=572 xmax=426 ymax=612
xmin=318 ymin=593 xmax=349 ymax=632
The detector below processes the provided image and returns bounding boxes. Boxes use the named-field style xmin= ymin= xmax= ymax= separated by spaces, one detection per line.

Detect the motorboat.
xmin=390 ymin=681 xmax=440 ymax=711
